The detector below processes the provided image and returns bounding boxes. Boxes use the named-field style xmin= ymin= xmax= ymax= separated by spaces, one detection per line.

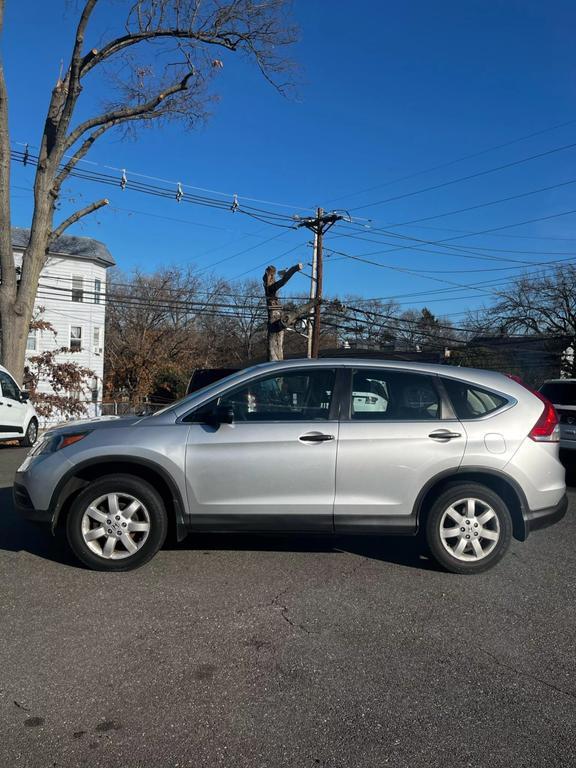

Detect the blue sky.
xmin=5 ymin=0 xmax=576 ymax=319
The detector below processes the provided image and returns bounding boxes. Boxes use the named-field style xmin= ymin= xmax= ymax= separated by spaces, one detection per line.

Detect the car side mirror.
xmin=19 ymin=390 xmax=30 ymax=403
xmin=205 ymin=405 xmax=234 ymax=428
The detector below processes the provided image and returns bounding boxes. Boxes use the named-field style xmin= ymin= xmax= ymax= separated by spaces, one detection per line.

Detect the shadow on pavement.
xmin=8 ymin=445 xmax=573 ymax=572
xmin=0 ymin=487 xmax=77 ymax=566
xmin=0 ymin=484 xmax=436 ymax=572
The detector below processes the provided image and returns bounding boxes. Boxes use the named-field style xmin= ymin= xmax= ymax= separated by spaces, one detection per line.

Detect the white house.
xmin=12 ymin=227 xmax=115 ymax=420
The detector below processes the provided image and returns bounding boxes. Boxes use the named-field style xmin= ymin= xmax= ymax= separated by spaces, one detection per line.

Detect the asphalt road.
xmin=1 ymin=446 xmax=575 ymax=768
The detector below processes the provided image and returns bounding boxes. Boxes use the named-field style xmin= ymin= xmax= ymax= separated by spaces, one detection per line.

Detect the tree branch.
xmin=271 ymin=262 xmax=302 ymax=293
xmin=58 ymin=1 xmax=100 ymax=133
xmin=263 ymin=262 xmax=303 ymax=295
xmin=80 ymin=29 xmax=236 ymax=78
xmin=283 ymin=298 xmax=318 ymax=327
xmin=50 ymin=198 xmax=109 ymax=243
xmin=64 ymin=70 xmax=195 ymax=151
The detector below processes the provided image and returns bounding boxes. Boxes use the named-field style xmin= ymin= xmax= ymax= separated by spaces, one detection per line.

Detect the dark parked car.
xmin=186 ymin=368 xmax=240 ymax=396
xmin=539 ymin=379 xmax=576 ymax=451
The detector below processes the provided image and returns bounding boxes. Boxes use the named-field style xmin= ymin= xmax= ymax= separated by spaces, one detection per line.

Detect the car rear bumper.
xmin=13 ymin=483 xmax=52 ymax=524
xmin=525 ymin=494 xmax=568 ymax=534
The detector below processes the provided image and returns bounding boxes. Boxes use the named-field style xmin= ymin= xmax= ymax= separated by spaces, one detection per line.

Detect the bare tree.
xmin=0 ymin=0 xmax=296 ymax=382
xmin=263 ymin=263 xmax=315 ymax=360
xmin=480 ymin=266 xmax=576 ymax=376
xmin=225 ymin=279 xmax=266 ymax=362
xmin=105 ymin=267 xmax=203 ymax=404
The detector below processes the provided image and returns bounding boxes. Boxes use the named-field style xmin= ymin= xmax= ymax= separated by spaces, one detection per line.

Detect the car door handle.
xmin=299 ymin=433 xmax=335 ymax=443
xmin=429 ymin=429 xmax=462 ymax=441
xmin=6 ymin=402 xmax=12 ymax=408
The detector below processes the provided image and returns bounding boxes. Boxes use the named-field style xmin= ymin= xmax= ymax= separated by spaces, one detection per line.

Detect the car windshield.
xmin=539 ymin=381 xmax=576 ymax=405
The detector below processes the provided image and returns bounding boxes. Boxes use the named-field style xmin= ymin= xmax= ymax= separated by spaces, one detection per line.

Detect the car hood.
xmin=45 ymin=415 xmax=145 ymax=435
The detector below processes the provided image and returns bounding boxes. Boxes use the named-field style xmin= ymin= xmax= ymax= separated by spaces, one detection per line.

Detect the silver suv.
xmin=14 ymin=360 xmax=567 ymax=574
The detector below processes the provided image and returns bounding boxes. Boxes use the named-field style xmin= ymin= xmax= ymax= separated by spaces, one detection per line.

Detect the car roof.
xmin=238 ymin=357 xmax=507 ymax=380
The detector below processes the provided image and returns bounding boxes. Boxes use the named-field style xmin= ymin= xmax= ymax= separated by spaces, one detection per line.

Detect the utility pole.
xmin=311 ymin=207 xmax=324 ymax=358
xmin=307 ymin=229 xmax=318 ymax=358
xmin=297 ymin=209 xmax=345 ymax=358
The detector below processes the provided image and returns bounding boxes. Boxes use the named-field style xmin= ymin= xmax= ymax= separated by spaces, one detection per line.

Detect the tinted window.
xmin=351 ymin=369 xmax=440 ymax=420
xmin=539 ymin=381 xmax=576 ymax=405
xmin=0 ymin=371 xmax=20 ymax=401
xmin=442 ymin=378 xmax=508 ymax=419
xmin=192 ymin=368 xmax=336 ymax=422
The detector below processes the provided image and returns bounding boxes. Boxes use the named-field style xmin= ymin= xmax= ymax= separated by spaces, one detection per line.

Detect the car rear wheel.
xmin=425 ymin=483 xmax=512 ymax=574
xmin=19 ymin=418 xmax=38 ymax=448
xmin=66 ymin=474 xmax=168 ymax=571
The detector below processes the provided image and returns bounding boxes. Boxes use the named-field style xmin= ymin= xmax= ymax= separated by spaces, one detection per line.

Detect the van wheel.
xmin=425 ymin=483 xmax=512 ymax=574
xmin=66 ymin=474 xmax=167 ymax=571
xmin=19 ymin=419 xmax=38 ymax=447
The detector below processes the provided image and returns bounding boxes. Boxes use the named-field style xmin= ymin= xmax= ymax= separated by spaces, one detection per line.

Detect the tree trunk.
xmin=268 ymin=326 xmax=285 ymax=361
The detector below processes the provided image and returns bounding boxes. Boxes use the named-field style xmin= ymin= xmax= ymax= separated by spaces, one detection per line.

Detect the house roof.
xmin=11 ymin=227 xmax=115 ymax=268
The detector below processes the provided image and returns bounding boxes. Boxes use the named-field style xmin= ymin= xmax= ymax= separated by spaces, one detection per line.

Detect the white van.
xmin=0 ymin=364 xmax=39 ymax=446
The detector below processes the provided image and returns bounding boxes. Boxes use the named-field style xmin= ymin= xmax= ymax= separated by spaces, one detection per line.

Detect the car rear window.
xmin=442 ymin=378 xmax=508 ymax=420
xmin=539 ymin=381 xmax=576 ymax=405
xmin=351 ymin=369 xmax=441 ymax=420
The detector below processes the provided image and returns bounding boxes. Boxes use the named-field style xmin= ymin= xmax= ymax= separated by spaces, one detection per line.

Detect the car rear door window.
xmin=442 ymin=378 xmax=508 ymax=419
xmin=351 ymin=369 xmax=441 ymax=420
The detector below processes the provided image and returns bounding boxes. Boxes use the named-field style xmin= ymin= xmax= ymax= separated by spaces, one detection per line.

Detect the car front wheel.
xmin=425 ymin=483 xmax=512 ymax=574
xmin=66 ymin=474 xmax=168 ymax=571
xmin=19 ymin=418 xmax=38 ymax=448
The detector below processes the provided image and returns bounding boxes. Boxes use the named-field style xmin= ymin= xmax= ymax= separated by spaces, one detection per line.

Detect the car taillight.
xmin=504 ymin=374 xmax=560 ymax=442
xmin=529 ymin=392 xmax=560 ymax=442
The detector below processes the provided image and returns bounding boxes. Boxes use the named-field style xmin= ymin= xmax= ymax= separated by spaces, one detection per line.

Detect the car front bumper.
xmin=13 ymin=482 xmax=52 ymax=523
xmin=524 ymin=493 xmax=568 ymax=534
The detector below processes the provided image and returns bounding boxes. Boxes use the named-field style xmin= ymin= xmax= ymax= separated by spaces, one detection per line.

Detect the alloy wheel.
xmin=28 ymin=421 xmax=38 ymax=444
xmin=80 ymin=492 xmax=151 ymax=560
xmin=439 ymin=497 xmax=500 ymax=562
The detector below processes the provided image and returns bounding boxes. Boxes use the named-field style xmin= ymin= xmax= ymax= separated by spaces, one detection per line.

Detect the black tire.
xmin=19 ymin=418 xmax=38 ymax=448
xmin=66 ymin=474 xmax=168 ymax=571
xmin=425 ymin=482 xmax=512 ymax=575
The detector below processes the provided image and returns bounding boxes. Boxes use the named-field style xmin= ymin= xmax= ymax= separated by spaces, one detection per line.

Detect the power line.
xmin=397 ymin=222 xmax=576 ymax=243
xmin=10 ymin=149 xmax=299 ymax=229
xmin=349 ymin=141 xmax=576 ymax=212
xmin=323 ymin=118 xmax=576 ymax=204
xmin=328 ymin=208 xmax=576 ymax=267
xmin=13 ymin=140 xmax=315 ymax=215
xmin=382 ymin=177 xmax=576 ymax=229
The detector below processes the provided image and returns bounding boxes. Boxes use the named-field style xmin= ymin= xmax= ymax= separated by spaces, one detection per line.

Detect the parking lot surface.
xmin=1 ymin=445 xmax=575 ymax=768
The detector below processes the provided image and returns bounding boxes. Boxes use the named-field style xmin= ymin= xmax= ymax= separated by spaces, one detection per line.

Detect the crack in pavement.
xmin=480 ymin=649 xmax=576 ymax=702
xmin=269 ymin=587 xmax=310 ymax=634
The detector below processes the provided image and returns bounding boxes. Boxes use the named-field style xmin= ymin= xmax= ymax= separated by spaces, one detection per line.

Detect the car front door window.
xmin=193 ymin=368 xmax=336 ymax=422
xmin=0 ymin=371 xmax=20 ymax=401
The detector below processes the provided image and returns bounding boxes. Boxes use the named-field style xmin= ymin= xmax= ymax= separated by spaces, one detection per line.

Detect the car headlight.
xmin=28 ymin=431 xmax=90 ymax=457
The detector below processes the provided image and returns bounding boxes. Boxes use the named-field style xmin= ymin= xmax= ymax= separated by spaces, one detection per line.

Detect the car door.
xmin=182 ymin=366 xmax=340 ymax=531
xmin=334 ymin=367 xmax=467 ymax=532
xmin=0 ymin=370 xmax=27 ymax=440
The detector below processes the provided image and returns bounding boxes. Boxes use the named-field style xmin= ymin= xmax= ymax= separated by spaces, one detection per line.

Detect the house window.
xmin=70 ymin=326 xmax=82 ymax=351
xmin=71 ymin=275 xmax=84 ymax=302
xmin=94 ymin=278 xmax=102 ymax=304
xmin=26 ymin=329 xmax=38 ymax=352
xmin=92 ymin=326 xmax=103 ymax=355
